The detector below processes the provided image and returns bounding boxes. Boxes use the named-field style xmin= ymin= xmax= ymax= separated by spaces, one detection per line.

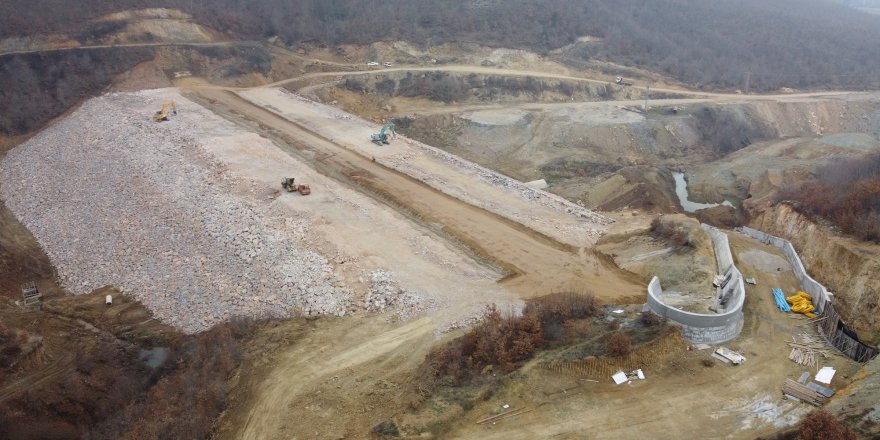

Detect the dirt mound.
xmin=76 ymin=8 xmax=215 ymax=45
xmin=550 ymin=166 xmax=679 ymax=213
xmin=95 ymin=8 xmax=192 ymax=22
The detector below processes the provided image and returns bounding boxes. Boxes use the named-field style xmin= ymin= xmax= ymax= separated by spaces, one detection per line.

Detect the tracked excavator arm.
xmin=370 ymin=123 xmax=397 ymax=145
xmin=152 ymin=100 xmax=178 ymax=122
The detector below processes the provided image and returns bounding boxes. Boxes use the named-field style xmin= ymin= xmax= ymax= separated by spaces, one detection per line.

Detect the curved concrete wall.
xmin=738 ymin=226 xmax=831 ymax=312
xmin=645 ymin=224 xmax=745 ymax=344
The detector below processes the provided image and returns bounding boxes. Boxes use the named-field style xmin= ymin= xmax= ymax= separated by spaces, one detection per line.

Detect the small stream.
xmin=673 ymin=172 xmax=733 ymax=213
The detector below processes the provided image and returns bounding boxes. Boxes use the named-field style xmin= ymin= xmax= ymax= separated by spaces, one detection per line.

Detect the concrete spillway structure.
xmin=737 ymin=226 xmax=832 ymax=312
xmin=646 ymin=224 xmax=745 ymax=344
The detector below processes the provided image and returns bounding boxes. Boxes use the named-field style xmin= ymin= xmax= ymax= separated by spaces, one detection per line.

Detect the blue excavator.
xmin=370 ymin=123 xmax=397 ymax=145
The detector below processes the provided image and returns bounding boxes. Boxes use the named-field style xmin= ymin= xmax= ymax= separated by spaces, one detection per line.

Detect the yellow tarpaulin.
xmin=787 ymin=291 xmax=815 ymax=317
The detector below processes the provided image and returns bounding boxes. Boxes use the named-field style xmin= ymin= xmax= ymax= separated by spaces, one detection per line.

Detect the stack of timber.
xmin=787 ymin=333 xmax=832 ymax=369
xmin=782 ymin=379 xmax=827 ymax=406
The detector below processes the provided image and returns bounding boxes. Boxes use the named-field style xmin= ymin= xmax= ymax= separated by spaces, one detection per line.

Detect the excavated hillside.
xmin=318 ymin=75 xmax=880 ymax=216
xmin=827 ymin=355 xmax=880 ymax=438
xmin=748 ymin=204 xmax=880 ymax=345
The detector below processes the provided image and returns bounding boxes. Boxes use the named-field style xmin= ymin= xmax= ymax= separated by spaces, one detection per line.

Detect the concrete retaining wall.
xmin=705 ymin=224 xmax=735 ymax=272
xmin=645 ymin=224 xmax=745 ymax=344
xmin=738 ymin=226 xmax=832 ymax=312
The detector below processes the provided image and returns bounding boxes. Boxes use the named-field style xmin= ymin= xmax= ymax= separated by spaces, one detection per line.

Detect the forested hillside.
xmin=781 ymin=154 xmax=880 ymax=243
xmin=2 ymin=0 xmax=880 ymax=90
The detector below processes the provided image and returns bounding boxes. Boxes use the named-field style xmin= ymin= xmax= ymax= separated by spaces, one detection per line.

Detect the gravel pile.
xmin=364 ymin=270 xmax=435 ymax=321
xmin=0 ymin=92 xmax=352 ymax=333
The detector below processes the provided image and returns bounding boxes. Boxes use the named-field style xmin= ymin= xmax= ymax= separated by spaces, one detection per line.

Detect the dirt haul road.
xmin=264 ymin=64 xmax=860 ymax=101
xmin=187 ymin=86 xmax=643 ymax=301
xmin=229 ymin=316 xmax=436 ymax=440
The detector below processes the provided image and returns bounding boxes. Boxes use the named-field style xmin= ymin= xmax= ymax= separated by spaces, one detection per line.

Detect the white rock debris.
xmin=364 ymin=270 xmax=435 ymax=321
xmin=0 ymin=93 xmax=352 ymax=333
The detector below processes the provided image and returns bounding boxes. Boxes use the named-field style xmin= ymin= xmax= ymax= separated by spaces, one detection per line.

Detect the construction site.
xmin=1 ymin=5 xmax=880 ymax=440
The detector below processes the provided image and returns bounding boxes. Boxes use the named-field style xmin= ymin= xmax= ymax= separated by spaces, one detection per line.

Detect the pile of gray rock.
xmin=0 ymin=93 xmax=352 ymax=333
xmin=364 ymin=270 xmax=435 ymax=321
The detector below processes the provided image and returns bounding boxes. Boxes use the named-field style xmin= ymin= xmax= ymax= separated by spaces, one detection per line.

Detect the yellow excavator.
xmin=152 ymin=100 xmax=177 ymax=122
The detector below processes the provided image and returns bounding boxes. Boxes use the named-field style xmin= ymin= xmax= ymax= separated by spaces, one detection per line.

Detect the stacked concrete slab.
xmin=646 ymin=224 xmax=745 ymax=344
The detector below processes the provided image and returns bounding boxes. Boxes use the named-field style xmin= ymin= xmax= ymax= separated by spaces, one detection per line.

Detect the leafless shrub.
xmin=650 ymin=217 xmax=695 ymax=248
xmin=640 ymin=311 xmax=660 ymax=327
xmin=780 ymin=153 xmax=880 ymax=243
xmin=606 ymin=332 xmax=631 ymax=357
xmin=797 ymin=410 xmax=856 ymax=440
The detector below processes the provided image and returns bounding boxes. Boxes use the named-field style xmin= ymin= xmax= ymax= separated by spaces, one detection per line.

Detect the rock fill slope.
xmin=0 ymin=91 xmax=352 ymax=332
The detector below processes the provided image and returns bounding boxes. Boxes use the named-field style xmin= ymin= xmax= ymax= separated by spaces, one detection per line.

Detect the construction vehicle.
xmin=615 ymin=76 xmax=634 ymax=86
xmin=370 ymin=123 xmax=397 ymax=145
xmin=281 ymin=177 xmax=296 ymax=192
xmin=281 ymin=177 xmax=311 ymax=195
xmin=152 ymin=100 xmax=177 ymax=122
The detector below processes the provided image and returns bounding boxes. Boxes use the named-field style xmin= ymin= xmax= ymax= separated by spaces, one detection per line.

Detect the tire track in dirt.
xmin=237 ymin=317 xmax=435 ymax=440
xmin=0 ymin=352 xmax=74 ymax=404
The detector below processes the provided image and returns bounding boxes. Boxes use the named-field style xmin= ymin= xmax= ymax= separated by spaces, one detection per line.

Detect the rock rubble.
xmin=0 ymin=92 xmax=352 ymax=333
xmin=364 ymin=270 xmax=435 ymax=321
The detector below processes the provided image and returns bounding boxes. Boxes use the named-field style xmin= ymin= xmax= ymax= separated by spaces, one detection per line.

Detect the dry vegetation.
xmin=606 ymin=332 xmax=631 ymax=357
xmin=650 ymin=216 xmax=697 ymax=248
xmin=780 ymin=153 xmax=880 ymax=242
xmin=760 ymin=409 xmax=858 ymax=440
xmin=410 ymin=292 xmax=670 ymax=405
xmin=0 ymin=322 xmax=35 ymax=372
xmin=0 ymin=320 xmax=251 ymax=440
xmin=691 ymin=106 xmax=775 ymax=156
xmin=4 ymin=0 xmax=880 ymax=91
xmin=415 ymin=293 xmax=603 ymax=396
xmin=0 ymin=49 xmax=154 ymax=135
xmin=797 ymin=410 xmax=858 ymax=440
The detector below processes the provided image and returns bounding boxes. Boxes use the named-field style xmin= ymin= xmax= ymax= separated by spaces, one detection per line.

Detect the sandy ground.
xmin=236 ymin=87 xmax=612 ymax=246
xmin=183 ymin=87 xmax=863 ymax=437
xmin=193 ymin=55 xmax=877 ymax=439
xmin=184 ymin=85 xmax=645 ymax=302
xmin=740 ymin=249 xmax=793 ymax=273
xmin=215 ymin=229 xmax=860 ymax=440
xmin=600 ymin=219 xmax=718 ymax=313
xmin=218 ymin=316 xmax=437 ymax=440
xmin=440 ymin=233 xmax=860 ymax=440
